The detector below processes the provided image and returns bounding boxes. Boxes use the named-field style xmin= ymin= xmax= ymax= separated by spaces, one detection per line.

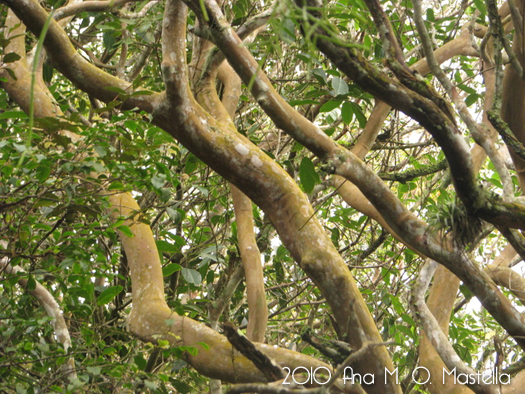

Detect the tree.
xmin=2 ymin=0 xmax=525 ymax=393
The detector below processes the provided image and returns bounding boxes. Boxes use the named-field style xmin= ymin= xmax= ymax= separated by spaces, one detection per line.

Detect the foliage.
xmin=1 ymin=0 xmax=525 ymax=393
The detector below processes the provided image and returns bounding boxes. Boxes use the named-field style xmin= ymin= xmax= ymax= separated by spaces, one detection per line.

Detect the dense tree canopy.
xmin=3 ymin=0 xmax=525 ymax=393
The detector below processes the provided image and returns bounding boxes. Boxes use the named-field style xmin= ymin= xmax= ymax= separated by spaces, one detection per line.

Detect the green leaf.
xmin=312 ymin=68 xmax=327 ymax=84
xmin=401 ymin=313 xmax=416 ymax=327
xmin=181 ymin=268 xmax=202 ymax=285
xmin=426 ymin=8 xmax=435 ymax=22
xmin=117 ymin=225 xmax=134 ymax=238
xmin=151 ymin=173 xmax=167 ymax=189
xmin=134 ymin=354 xmax=147 ymax=371
xmin=87 ymin=366 xmax=101 ymax=375
xmin=3 ymin=66 xmax=16 ymax=81
xmin=35 ymin=161 xmax=51 ymax=182
xmin=26 ymin=275 xmax=36 ymax=291
xmin=166 ymin=207 xmax=182 ymax=223
xmin=465 ymin=94 xmax=479 ymax=107
xmin=0 ymin=110 xmax=27 ymax=120
xmin=331 ymin=77 xmax=349 ymax=96
xmin=104 ymin=86 xmax=128 ymax=95
xmin=341 ymin=102 xmax=354 ymax=124
xmin=170 ymin=380 xmax=192 ymax=394
xmin=3 ymin=52 xmax=21 ymax=63
xmin=350 ymin=102 xmax=367 ymax=128
xmin=457 ymin=83 xmax=477 ymax=95
xmin=195 ymin=185 xmax=209 ymax=197
xmin=94 ymin=146 xmax=107 ymax=157
xmin=163 ymin=263 xmax=182 ymax=276
xmin=102 ymin=31 xmax=119 ymax=52
xmin=299 ymin=157 xmax=320 ymax=193
xmin=158 ymin=339 xmax=170 ymax=348
xmin=130 ymin=90 xmax=154 ymax=97
xmin=279 ymin=18 xmax=296 ymax=43
xmin=102 ymin=347 xmax=117 ymax=355
xmin=473 ymin=0 xmax=486 ymax=14
xmin=13 ymin=143 xmax=28 ymax=152
xmin=144 ymin=381 xmax=157 ymax=390
xmin=319 ymin=100 xmax=341 ymax=113
xmin=197 ymin=341 xmax=210 ymax=350
xmin=157 ymin=240 xmax=179 ymax=253
xmin=166 ymin=233 xmax=186 ymax=248
xmin=97 ymin=285 xmax=123 ymax=306
xmin=108 ymin=182 xmax=125 ymax=190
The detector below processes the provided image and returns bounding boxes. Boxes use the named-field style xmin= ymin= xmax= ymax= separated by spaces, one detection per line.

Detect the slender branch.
xmin=413 ymin=0 xmax=514 ymax=200
xmin=0 ymin=258 xmax=77 ymax=382
xmin=54 ymin=0 xmax=135 ymax=21
xmin=508 ymin=0 xmax=524 ymax=40
xmin=222 ymin=323 xmax=283 ymax=381
xmin=120 ymin=0 xmax=159 ymax=19
xmin=378 ymin=159 xmax=448 ymax=183
xmin=485 ymin=264 xmax=525 ymax=305
xmin=487 ymin=110 xmax=525 ymax=161
xmin=487 ymin=0 xmax=523 ymax=79
xmin=412 ymin=261 xmax=499 ymax=394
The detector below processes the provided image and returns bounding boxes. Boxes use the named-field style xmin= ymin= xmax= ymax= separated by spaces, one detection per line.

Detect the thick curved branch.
xmin=193 ymin=29 xmax=268 ymax=342
xmin=108 ymin=194 xmax=347 ymax=389
xmin=185 ymin=0 xmax=525 ymax=350
xmin=1 ymin=10 xmax=61 ymax=119
xmin=333 ymin=153 xmax=525 ymax=349
xmin=154 ymin=42 xmax=402 ymax=394
xmin=419 ymin=266 xmax=469 ymax=394
xmin=501 ymin=1 xmax=525 ymax=191
xmin=3 ymin=0 xmax=161 ymax=112
xmin=2 ymin=2 xmax=369 ymax=390
xmin=184 ymin=0 xmax=338 ymax=160
xmin=194 ymin=0 xmax=525 ymax=231
xmin=199 ymin=6 xmax=276 ymax=77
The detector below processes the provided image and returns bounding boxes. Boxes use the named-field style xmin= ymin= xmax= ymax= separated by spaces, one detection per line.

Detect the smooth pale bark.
xmin=334 ymin=27 xmax=480 ymax=239
xmin=190 ymin=24 xmax=269 ymax=343
xmin=107 ymin=193 xmax=341 ymax=385
xmin=485 ymin=265 xmax=525 ymax=305
xmin=7 ymin=2 xmax=523 ymax=354
xmin=1 ymin=11 xmax=63 ymax=119
xmin=304 ymin=6 xmax=518 ymax=393
xmin=219 ymin=62 xmax=268 ymax=342
xmin=417 ymin=53 xmax=499 ymax=394
xmin=419 ymin=267 xmax=467 ymax=394
xmin=501 ymin=2 xmax=525 ymax=190
xmin=494 ymin=243 xmax=518 ymax=267
xmin=231 ymin=185 xmax=268 ymax=342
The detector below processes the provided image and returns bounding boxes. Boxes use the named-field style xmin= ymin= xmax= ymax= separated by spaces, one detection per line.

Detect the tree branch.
xmin=412 ymin=261 xmax=499 ymax=394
